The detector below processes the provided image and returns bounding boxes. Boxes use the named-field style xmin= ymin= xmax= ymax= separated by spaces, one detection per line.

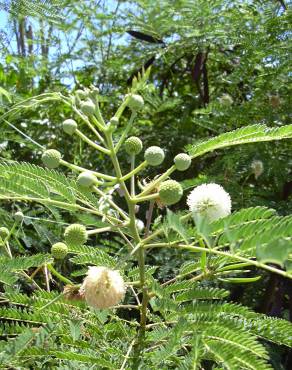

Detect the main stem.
xmin=104 ymin=130 xmax=148 ymax=365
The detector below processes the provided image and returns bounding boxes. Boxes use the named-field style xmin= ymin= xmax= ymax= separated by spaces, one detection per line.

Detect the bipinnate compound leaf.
xmin=187 ymin=124 xmax=292 ymax=159
xmin=256 ymin=239 xmax=292 ymax=268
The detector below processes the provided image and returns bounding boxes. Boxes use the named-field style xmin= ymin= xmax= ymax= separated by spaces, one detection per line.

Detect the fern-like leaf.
xmin=187 ymin=124 xmax=292 ymax=158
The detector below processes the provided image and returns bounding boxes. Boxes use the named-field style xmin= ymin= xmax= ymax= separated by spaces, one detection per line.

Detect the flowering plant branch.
xmin=1 ymin=78 xmax=292 ymax=368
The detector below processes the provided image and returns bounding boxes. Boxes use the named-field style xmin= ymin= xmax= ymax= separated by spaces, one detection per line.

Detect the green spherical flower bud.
xmin=75 ymin=89 xmax=87 ymax=100
xmin=125 ymin=136 xmax=143 ymax=155
xmin=77 ymin=172 xmax=96 ymax=188
xmin=159 ymin=180 xmax=183 ymax=206
xmin=80 ymin=100 xmax=95 ymax=116
xmin=51 ymin=242 xmax=68 ymax=260
xmin=63 ymin=119 xmax=77 ymax=135
xmin=88 ymin=86 xmax=99 ymax=100
xmin=42 ymin=149 xmax=61 ymax=169
xmin=0 ymin=227 xmax=9 ymax=239
xmin=127 ymin=94 xmax=144 ymax=112
xmin=14 ymin=211 xmax=24 ymax=222
xmin=64 ymin=224 xmax=87 ymax=247
xmin=144 ymin=146 xmax=165 ymax=166
xmin=107 ymin=116 xmax=119 ymax=132
xmin=174 ymin=153 xmax=191 ymax=171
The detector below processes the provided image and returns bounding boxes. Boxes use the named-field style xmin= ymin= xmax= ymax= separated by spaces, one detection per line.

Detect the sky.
xmin=0 ymin=1 xmax=131 ymax=86
xmin=0 ymin=9 xmax=6 ymax=22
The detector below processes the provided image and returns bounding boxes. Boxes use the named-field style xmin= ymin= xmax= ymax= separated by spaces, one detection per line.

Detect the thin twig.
xmin=130 ymin=285 xmax=141 ymax=306
xmin=144 ymin=200 xmax=155 ymax=239
xmin=43 ymin=265 xmax=50 ymax=292
xmin=120 ymin=338 xmax=136 ymax=370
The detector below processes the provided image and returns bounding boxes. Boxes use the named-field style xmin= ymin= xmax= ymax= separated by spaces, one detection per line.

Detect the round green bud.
xmin=0 ymin=227 xmax=9 ymax=239
xmin=51 ymin=242 xmax=68 ymax=260
xmin=63 ymin=119 xmax=77 ymax=135
xmin=158 ymin=180 xmax=183 ymax=206
xmin=125 ymin=136 xmax=143 ymax=155
xmin=127 ymin=94 xmax=144 ymax=112
xmin=80 ymin=100 xmax=95 ymax=116
xmin=77 ymin=172 xmax=96 ymax=188
xmin=107 ymin=116 xmax=119 ymax=132
xmin=88 ymin=86 xmax=99 ymax=100
xmin=14 ymin=211 xmax=24 ymax=222
xmin=42 ymin=149 xmax=61 ymax=169
xmin=174 ymin=153 xmax=191 ymax=171
xmin=64 ymin=224 xmax=87 ymax=247
xmin=144 ymin=146 xmax=165 ymax=166
xmin=75 ymin=89 xmax=87 ymax=100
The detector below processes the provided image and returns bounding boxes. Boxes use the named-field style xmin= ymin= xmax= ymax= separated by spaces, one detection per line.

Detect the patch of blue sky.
xmin=0 ymin=1 xmax=138 ymax=87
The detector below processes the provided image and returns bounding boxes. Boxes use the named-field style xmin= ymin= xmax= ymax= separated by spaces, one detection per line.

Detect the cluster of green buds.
xmin=38 ymin=85 xmax=195 ymax=303
xmin=39 ymin=85 xmax=194 ymax=211
xmin=50 ymin=223 xmax=87 ymax=260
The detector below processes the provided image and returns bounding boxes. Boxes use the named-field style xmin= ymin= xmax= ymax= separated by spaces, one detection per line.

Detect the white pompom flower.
xmin=136 ymin=219 xmax=145 ymax=233
xmin=251 ymin=160 xmax=264 ymax=179
xmin=187 ymin=183 xmax=231 ymax=222
xmin=79 ymin=266 xmax=126 ymax=309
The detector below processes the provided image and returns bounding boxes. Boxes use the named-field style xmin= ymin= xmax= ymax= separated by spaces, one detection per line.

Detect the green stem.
xmin=120 ymin=338 xmax=136 ymax=370
xmin=152 ymin=272 xmax=204 ymax=296
xmin=141 ymin=212 xmax=192 ymax=245
xmin=141 ymin=229 xmax=162 ymax=244
xmin=133 ymin=193 xmax=159 ymax=203
xmin=114 ymin=112 xmax=137 ymax=153
xmin=93 ymin=186 xmax=129 ymax=221
xmin=60 ymin=159 xmax=116 ymax=181
xmin=105 ymin=134 xmax=131 ymax=200
xmin=138 ymin=166 xmax=176 ymax=197
xmin=144 ymin=243 xmax=292 ymax=279
xmin=91 ymin=115 xmax=106 ymax=131
xmin=115 ymin=96 xmax=130 ymax=119
xmin=37 ymin=292 xmax=65 ymax=312
xmin=199 ymin=238 xmax=207 ymax=272
xmin=121 ymin=161 xmax=147 ymax=181
xmin=143 ymin=240 xmax=181 ymax=249
xmin=87 ymin=225 xmax=127 ymax=235
xmin=75 ymin=129 xmax=110 ymax=155
xmin=130 ymin=155 xmax=135 ymax=197
xmin=104 ymin=129 xmax=147 ymax=366
xmin=2 ymin=221 xmax=17 ymax=245
xmin=4 ymin=241 xmax=13 ymax=258
xmin=0 ymin=195 xmax=121 ymax=224
xmin=47 ymin=263 xmax=73 ymax=285
xmin=61 ymin=96 xmax=105 ymax=143
xmin=93 ymin=101 xmax=106 ymax=127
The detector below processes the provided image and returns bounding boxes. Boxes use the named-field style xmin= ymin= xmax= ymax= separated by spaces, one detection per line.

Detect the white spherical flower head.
xmin=187 ymin=183 xmax=231 ymax=222
xmin=251 ymin=160 xmax=264 ymax=179
xmin=80 ymin=266 xmax=126 ymax=309
xmin=135 ymin=219 xmax=145 ymax=233
xmin=218 ymin=93 xmax=233 ymax=106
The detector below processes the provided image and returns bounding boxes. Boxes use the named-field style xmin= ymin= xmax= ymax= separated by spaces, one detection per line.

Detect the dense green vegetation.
xmin=0 ymin=1 xmax=291 ymax=369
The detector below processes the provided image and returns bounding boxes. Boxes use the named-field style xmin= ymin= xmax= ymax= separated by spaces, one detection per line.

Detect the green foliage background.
xmin=0 ymin=0 xmax=291 ymax=369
